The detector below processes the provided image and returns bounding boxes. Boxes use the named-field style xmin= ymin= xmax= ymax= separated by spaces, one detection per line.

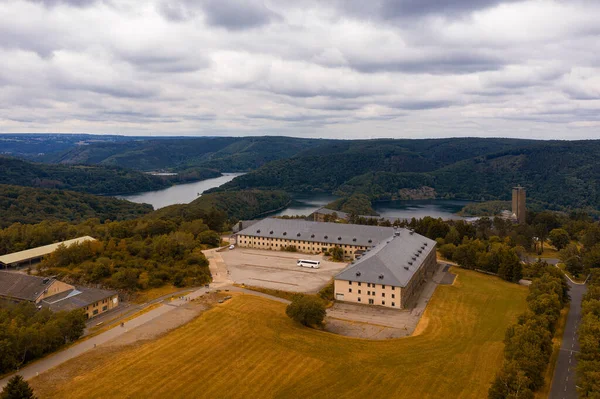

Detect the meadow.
xmin=30 ymin=268 xmax=527 ymax=399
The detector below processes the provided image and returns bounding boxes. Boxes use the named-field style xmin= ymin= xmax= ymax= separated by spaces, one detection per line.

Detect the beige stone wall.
xmin=334 ymin=279 xmax=402 ymax=308
xmin=82 ymin=294 xmax=119 ymax=319
xmin=334 ymin=244 xmax=438 ymax=310
xmin=236 ymin=234 xmax=366 ymax=258
xmin=35 ymin=280 xmax=75 ymax=303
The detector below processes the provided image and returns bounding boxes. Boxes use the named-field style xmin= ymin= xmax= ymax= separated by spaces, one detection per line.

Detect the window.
xmin=382 ymin=285 xmax=386 ymax=289
xmin=102 ymin=305 xmax=108 ymax=311
xmin=382 ymin=293 xmax=385 ymax=297
xmin=368 ymin=299 xmax=374 ymax=304
xmin=349 ymin=288 xmax=352 ymax=293
xmin=392 ymin=302 xmax=395 ymax=307
xmin=382 ymin=301 xmax=385 ymax=305
xmin=358 ymin=290 xmax=361 ymax=294
xmin=367 ymin=283 xmax=371 ymax=288
xmin=392 ymin=294 xmax=395 ymax=299
xmin=391 ymin=286 xmax=395 ymax=290
xmin=93 ymin=309 xmax=98 ymax=315
xmin=358 ymin=282 xmax=361 ymax=286
xmin=372 ymin=291 xmax=376 ymax=296
xmin=349 ymin=281 xmax=352 ymax=285
xmin=358 ymin=297 xmax=361 ymax=302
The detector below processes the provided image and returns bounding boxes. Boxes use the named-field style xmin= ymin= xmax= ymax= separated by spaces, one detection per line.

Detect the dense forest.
xmin=0 ymin=157 xmax=171 ymax=195
xmin=46 ymin=136 xmax=329 ymax=172
xmin=0 ymin=185 xmax=152 ymax=228
xmin=217 ymin=139 xmax=600 ymax=212
xmin=0 ymin=302 xmax=87 ymax=375
xmin=325 ymin=194 xmax=378 ymax=216
xmin=149 ymin=189 xmax=291 ymax=222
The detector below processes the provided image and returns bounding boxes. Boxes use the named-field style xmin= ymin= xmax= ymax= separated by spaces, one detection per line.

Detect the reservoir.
xmin=118 ymin=173 xmax=244 ymax=209
xmin=120 ymin=176 xmax=471 ymax=220
xmin=270 ymin=194 xmax=471 ymax=220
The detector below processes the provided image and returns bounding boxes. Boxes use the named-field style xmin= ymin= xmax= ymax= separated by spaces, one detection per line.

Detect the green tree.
xmin=285 ymin=296 xmax=326 ymax=327
xmin=0 ymin=375 xmax=36 ymax=399
xmin=488 ymin=361 xmax=533 ymax=399
xmin=330 ymin=246 xmax=344 ymax=262
xmin=548 ymin=228 xmax=570 ymax=251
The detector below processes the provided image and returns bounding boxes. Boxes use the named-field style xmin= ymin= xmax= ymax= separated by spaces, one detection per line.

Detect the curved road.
xmin=549 ymin=279 xmax=587 ymax=399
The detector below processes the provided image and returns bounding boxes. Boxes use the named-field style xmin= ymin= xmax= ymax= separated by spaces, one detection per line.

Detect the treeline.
xmin=488 ymin=262 xmax=569 ymax=398
xmin=0 ymin=184 xmax=152 ymax=228
xmin=219 ymin=139 xmax=600 ymax=211
xmin=577 ymin=269 xmax=600 ymax=397
xmin=33 ymin=218 xmax=219 ymax=291
xmin=325 ymin=193 xmax=377 ymax=216
xmin=558 ymin=223 xmax=600 ymax=278
xmin=0 ymin=157 xmax=172 ymax=195
xmin=150 ymin=190 xmax=291 ymax=222
xmin=0 ymin=302 xmax=86 ymax=375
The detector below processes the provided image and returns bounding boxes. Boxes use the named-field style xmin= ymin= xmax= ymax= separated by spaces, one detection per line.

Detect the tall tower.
xmin=512 ymin=186 xmax=526 ymax=224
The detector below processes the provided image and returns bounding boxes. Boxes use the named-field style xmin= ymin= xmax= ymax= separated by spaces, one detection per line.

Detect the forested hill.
xmin=0 ymin=157 xmax=173 ymax=195
xmin=218 ymin=139 xmax=600 ymax=211
xmin=0 ymin=184 xmax=152 ymax=227
xmin=149 ymin=190 xmax=291 ymax=222
xmin=46 ymin=136 xmax=331 ymax=172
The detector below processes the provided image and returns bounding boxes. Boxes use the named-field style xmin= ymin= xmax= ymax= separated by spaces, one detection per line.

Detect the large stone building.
xmin=0 ymin=271 xmax=118 ymax=319
xmin=512 ymin=186 xmax=526 ymax=224
xmin=236 ymin=218 xmax=437 ymax=309
xmin=334 ymin=231 xmax=437 ymax=309
xmin=236 ymin=218 xmax=397 ymax=259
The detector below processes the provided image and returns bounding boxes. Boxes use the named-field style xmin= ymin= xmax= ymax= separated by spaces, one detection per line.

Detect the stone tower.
xmin=512 ymin=186 xmax=526 ymax=224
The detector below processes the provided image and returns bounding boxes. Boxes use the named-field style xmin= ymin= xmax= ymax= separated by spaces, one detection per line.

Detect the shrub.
xmin=286 ymin=295 xmax=326 ymax=327
xmin=1 ymin=375 xmax=36 ymax=399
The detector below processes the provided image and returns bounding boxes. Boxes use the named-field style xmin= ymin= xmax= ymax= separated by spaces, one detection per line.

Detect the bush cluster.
xmin=488 ymin=262 xmax=569 ymax=398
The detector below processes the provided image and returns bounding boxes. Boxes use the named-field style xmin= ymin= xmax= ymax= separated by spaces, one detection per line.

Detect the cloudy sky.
xmin=0 ymin=0 xmax=599 ymax=139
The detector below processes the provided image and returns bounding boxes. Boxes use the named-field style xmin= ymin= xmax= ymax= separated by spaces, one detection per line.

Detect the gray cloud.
xmin=0 ymin=0 xmax=599 ymax=139
xmin=158 ymin=0 xmax=280 ymax=29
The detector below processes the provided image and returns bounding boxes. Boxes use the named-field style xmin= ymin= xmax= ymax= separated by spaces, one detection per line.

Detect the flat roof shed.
xmin=0 ymin=236 xmax=96 ymax=268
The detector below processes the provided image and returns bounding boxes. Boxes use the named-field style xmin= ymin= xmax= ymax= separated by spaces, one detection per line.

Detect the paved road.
xmin=549 ymin=280 xmax=587 ymax=399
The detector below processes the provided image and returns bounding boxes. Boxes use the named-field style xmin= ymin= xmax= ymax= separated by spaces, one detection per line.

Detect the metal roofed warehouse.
xmin=0 ymin=236 xmax=96 ymax=268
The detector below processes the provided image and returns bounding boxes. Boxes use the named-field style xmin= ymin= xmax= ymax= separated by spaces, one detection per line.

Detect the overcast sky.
xmin=0 ymin=0 xmax=599 ymax=139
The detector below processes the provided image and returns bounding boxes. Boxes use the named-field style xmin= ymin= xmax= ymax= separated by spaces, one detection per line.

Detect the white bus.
xmin=297 ymin=259 xmax=321 ymax=269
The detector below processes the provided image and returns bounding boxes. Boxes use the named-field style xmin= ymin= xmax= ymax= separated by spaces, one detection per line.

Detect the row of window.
xmin=349 ymin=281 xmax=395 ymax=290
xmin=357 ymin=298 xmax=396 ymax=306
xmin=349 ymin=288 xmax=395 ymax=298
xmin=239 ymin=236 xmax=367 ymax=250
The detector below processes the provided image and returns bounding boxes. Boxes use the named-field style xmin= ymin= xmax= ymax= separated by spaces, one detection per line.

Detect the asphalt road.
xmin=549 ymin=280 xmax=587 ymax=399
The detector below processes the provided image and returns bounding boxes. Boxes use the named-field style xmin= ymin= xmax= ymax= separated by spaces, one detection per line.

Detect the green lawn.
xmin=30 ymin=268 xmax=527 ymax=399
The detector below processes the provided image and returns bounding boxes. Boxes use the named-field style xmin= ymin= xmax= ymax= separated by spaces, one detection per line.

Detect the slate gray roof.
xmin=41 ymin=286 xmax=117 ymax=312
xmin=0 ymin=271 xmax=56 ymax=302
xmin=236 ymin=218 xmax=396 ymax=247
xmin=335 ymin=230 xmax=437 ymax=287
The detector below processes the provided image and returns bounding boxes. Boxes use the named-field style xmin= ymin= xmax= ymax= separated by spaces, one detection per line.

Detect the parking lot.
xmin=220 ymin=248 xmax=347 ymax=293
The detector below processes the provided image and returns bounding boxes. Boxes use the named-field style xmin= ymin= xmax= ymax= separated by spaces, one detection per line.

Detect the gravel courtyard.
xmin=220 ymin=248 xmax=347 ymax=293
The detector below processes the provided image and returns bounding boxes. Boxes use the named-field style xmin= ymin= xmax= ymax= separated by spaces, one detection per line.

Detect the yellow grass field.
xmin=30 ymin=268 xmax=527 ymax=399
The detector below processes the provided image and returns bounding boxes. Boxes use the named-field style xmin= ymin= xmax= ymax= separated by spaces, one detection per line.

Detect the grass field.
xmin=30 ymin=268 xmax=527 ymax=399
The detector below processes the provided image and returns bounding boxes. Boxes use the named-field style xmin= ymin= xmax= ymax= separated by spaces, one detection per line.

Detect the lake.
xmin=119 ymin=177 xmax=472 ymax=220
xmin=270 ymin=194 xmax=471 ymax=220
xmin=118 ymin=173 xmax=244 ymax=209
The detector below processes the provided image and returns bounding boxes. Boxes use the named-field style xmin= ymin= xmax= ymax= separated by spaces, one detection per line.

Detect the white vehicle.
xmin=297 ymin=259 xmax=321 ymax=269
xmin=228 ymin=244 xmax=235 ymax=250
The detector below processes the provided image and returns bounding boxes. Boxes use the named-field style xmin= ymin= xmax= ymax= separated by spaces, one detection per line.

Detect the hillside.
xmin=0 ymin=184 xmax=152 ymax=227
xmin=48 ymin=136 xmax=331 ymax=172
xmin=0 ymin=157 xmax=175 ymax=195
xmin=217 ymin=138 xmax=535 ymax=192
xmin=220 ymin=139 xmax=600 ymax=211
xmin=149 ymin=190 xmax=291 ymax=222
